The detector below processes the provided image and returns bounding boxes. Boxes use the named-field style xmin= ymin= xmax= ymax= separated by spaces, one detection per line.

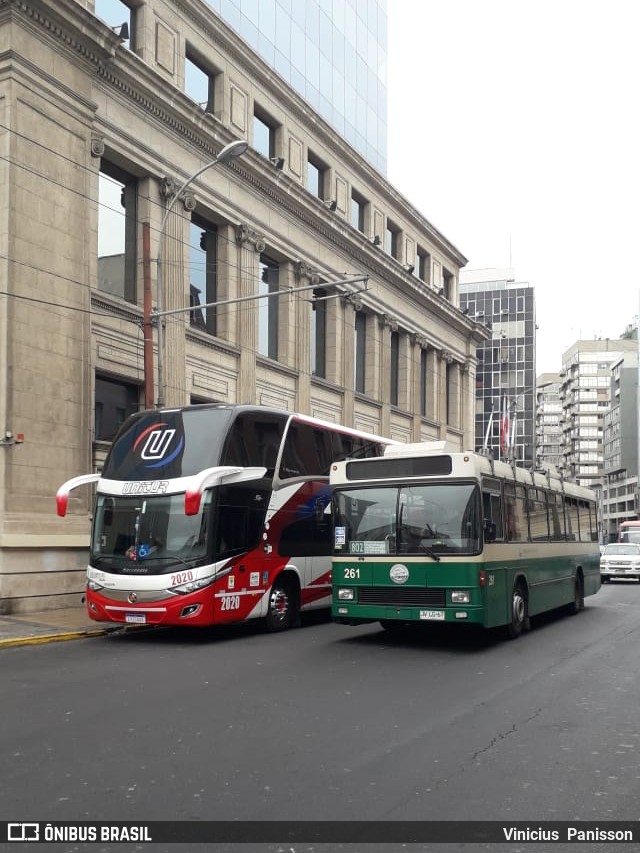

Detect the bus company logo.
xmin=390 ymin=564 xmax=409 ymax=584
xmin=8 ymin=823 xmax=39 ymax=842
xmin=132 ymin=423 xmax=184 ymax=469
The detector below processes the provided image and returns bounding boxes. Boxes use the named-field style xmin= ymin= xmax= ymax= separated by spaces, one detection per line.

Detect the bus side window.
xmin=503 ymin=483 xmax=526 ymax=542
xmin=216 ymin=485 xmax=268 ymax=557
xmin=481 ymin=482 xmax=503 ymax=542
xmin=279 ymin=511 xmax=331 ymax=557
xmin=564 ymin=496 xmax=578 ymax=540
xmin=222 ymin=413 xmax=286 ymax=475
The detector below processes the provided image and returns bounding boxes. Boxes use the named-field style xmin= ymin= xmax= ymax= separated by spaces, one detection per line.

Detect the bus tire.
xmin=567 ymin=573 xmax=585 ymax=615
xmin=506 ymin=580 xmax=529 ymax=640
xmin=265 ymin=576 xmax=298 ymax=632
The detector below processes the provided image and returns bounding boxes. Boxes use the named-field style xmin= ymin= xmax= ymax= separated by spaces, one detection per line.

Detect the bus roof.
xmin=124 ymin=403 xmax=395 ymax=446
xmin=331 ymin=442 xmax=597 ymax=501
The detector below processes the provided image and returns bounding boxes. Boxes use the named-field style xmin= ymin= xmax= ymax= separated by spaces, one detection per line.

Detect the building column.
xmin=379 ymin=314 xmax=395 ymax=435
xmin=159 ymin=182 xmax=190 ymax=408
xmin=294 ymin=262 xmax=317 ymax=412
xmin=411 ymin=334 xmax=428 ymax=439
xmin=341 ymin=296 xmax=358 ymax=426
xmin=437 ymin=351 xmax=450 ymax=438
xmin=234 ymin=223 xmax=265 ymax=404
xmin=461 ymin=359 xmax=475 ymax=451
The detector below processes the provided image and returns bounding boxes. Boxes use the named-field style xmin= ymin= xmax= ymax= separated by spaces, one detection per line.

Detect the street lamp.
xmin=155 ymin=138 xmax=248 ymax=407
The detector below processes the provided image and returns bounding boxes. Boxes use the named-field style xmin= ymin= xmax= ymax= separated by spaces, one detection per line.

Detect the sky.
xmin=386 ymin=0 xmax=640 ymax=375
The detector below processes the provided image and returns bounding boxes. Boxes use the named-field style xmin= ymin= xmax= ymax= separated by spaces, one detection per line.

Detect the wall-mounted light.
xmin=402 ymin=263 xmax=415 ymax=274
xmin=111 ymin=22 xmax=129 ymax=40
xmin=271 ymin=157 xmax=285 ymax=170
xmin=0 ymin=431 xmax=25 ymax=447
xmin=324 ymin=199 xmax=338 ymax=211
xmin=372 ymin=235 xmax=382 ymax=246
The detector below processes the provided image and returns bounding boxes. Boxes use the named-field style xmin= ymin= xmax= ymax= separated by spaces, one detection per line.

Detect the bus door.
xmin=275 ymin=492 xmax=333 ymax=608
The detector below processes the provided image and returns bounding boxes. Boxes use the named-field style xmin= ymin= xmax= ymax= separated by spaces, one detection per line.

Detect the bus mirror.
xmin=484 ymin=519 xmax=497 ymax=543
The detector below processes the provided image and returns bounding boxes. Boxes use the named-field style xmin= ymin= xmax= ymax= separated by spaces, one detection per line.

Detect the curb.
xmin=0 ymin=627 xmax=114 ymax=650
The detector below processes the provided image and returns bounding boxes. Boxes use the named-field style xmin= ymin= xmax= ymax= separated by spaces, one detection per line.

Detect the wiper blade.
xmin=419 ymin=544 xmax=441 ymax=561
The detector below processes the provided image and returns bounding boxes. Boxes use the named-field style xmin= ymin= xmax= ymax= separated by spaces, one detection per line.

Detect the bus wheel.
xmin=567 ymin=574 xmax=585 ymax=615
xmin=506 ymin=581 xmax=529 ymax=640
xmin=265 ymin=577 xmax=298 ymax=632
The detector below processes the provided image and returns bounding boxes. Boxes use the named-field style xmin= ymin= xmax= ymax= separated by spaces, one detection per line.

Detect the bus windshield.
xmin=91 ymin=492 xmax=213 ymax=571
xmin=332 ymin=482 xmax=481 ymax=556
xmin=91 ymin=479 xmax=270 ymax=573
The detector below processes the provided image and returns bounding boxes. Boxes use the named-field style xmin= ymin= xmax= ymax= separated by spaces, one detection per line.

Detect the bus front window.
xmin=333 ymin=484 xmax=481 ymax=556
xmin=91 ymin=492 xmax=212 ymax=570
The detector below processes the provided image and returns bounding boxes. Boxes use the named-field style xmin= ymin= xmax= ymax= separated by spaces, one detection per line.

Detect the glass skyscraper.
xmin=205 ymin=0 xmax=388 ymax=173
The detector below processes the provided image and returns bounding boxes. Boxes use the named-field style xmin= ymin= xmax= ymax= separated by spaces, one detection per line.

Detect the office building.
xmin=535 ymin=373 xmax=563 ymax=472
xmin=559 ymin=338 xmax=637 ymax=489
xmin=459 ymin=269 xmax=536 ymax=468
xmin=602 ymin=348 xmax=639 ymax=541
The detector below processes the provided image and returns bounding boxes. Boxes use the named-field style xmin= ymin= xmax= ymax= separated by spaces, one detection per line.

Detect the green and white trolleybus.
xmin=331 ymin=442 xmax=601 ymax=638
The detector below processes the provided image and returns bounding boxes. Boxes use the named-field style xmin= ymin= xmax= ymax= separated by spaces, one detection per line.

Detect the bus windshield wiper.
xmin=419 ymin=544 xmax=441 ymax=561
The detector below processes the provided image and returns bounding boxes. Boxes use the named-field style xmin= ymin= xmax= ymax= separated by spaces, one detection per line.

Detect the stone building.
xmin=0 ymin=0 xmax=487 ymax=613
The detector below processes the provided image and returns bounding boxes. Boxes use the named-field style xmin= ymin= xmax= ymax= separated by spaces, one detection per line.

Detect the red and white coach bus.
xmin=57 ymin=404 xmax=392 ymax=631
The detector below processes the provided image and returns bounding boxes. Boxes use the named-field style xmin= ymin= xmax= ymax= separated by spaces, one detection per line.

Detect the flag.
xmin=500 ymin=396 xmax=510 ymax=455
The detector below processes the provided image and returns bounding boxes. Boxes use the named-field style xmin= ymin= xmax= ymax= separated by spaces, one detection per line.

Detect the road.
xmin=2 ymin=582 xmax=640 ymax=853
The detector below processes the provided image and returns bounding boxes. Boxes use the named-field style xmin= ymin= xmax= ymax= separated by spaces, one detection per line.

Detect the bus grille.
xmin=357 ymin=587 xmax=446 ymax=607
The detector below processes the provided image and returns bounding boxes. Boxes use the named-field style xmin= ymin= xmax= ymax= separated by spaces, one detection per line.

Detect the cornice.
xmin=2 ymin=0 xmax=119 ymax=65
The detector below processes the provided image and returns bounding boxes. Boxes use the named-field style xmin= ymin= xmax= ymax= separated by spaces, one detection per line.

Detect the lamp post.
xmin=155 ymin=139 xmax=248 ymax=408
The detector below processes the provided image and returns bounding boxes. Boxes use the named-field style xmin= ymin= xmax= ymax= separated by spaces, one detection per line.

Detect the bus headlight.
xmin=337 ymin=588 xmax=355 ymax=601
xmin=171 ymin=574 xmax=215 ymax=594
xmin=87 ymin=579 xmax=104 ymax=591
xmin=451 ymin=590 xmax=470 ymax=604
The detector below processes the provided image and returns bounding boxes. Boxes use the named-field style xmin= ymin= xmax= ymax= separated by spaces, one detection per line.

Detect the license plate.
xmin=419 ymin=610 xmax=445 ymax=621
xmin=125 ymin=613 xmax=147 ymax=624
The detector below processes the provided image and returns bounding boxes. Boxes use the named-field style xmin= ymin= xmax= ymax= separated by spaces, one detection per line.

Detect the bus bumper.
xmin=86 ymin=587 xmax=216 ymax=627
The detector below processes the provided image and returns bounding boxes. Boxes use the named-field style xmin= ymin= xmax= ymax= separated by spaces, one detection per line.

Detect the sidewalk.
xmin=0 ymin=601 xmax=115 ymax=649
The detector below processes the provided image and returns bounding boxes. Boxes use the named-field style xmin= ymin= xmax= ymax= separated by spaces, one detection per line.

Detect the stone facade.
xmin=0 ymin=0 xmax=488 ymax=613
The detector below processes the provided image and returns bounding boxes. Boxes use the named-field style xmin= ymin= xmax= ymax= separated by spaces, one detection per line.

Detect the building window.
xmin=189 ymin=216 xmax=218 ymax=334
xmin=95 ymin=0 xmax=134 ymax=49
xmin=307 ymin=152 xmax=327 ymax=200
xmin=420 ymin=349 xmax=428 ymax=417
xmin=351 ymin=190 xmax=366 ymax=233
xmin=311 ymin=287 xmax=327 ymax=378
xmin=95 ymin=375 xmax=139 ymax=442
xmin=442 ymin=268 xmax=454 ymax=300
xmin=416 ymin=248 xmax=430 ymax=284
xmin=385 ymin=219 xmax=400 ymax=259
xmin=354 ymin=312 xmax=367 ymax=394
xmin=98 ymin=160 xmax=137 ymax=304
xmin=390 ymin=331 xmax=400 ymax=406
xmin=253 ymin=107 xmax=277 ymax=160
xmin=258 ymin=255 xmax=279 ymax=360
xmin=185 ymin=49 xmax=220 ymax=113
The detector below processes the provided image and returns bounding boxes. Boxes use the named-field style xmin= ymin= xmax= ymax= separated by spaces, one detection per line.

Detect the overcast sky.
xmin=386 ymin=0 xmax=640 ymax=374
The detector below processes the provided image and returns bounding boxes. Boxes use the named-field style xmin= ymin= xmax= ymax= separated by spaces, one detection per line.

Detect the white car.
xmin=600 ymin=543 xmax=640 ymax=582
